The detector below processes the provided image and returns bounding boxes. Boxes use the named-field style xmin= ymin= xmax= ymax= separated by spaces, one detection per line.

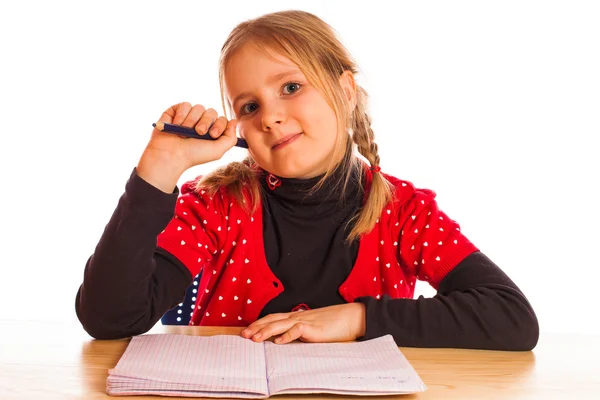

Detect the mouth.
xmin=272 ymin=132 xmax=303 ymax=149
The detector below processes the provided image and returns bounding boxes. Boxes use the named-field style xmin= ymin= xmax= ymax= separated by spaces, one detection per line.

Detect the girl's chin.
xmin=267 ymin=161 xmax=328 ymax=179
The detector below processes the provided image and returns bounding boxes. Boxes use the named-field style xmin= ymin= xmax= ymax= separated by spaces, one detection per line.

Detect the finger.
xmin=172 ymin=102 xmax=192 ymax=125
xmin=275 ymin=322 xmax=306 ymax=344
xmin=251 ymin=319 xmax=297 ymax=343
xmin=240 ymin=322 xmax=267 ymax=339
xmin=211 ymin=121 xmax=241 ymax=156
xmin=247 ymin=313 xmax=288 ymax=331
xmin=181 ymin=104 xmax=206 ymax=129
xmin=241 ymin=312 xmax=287 ymax=338
xmin=220 ymin=119 xmax=239 ymax=143
xmin=197 ymin=108 xmax=218 ymax=137
xmin=157 ymin=105 xmax=177 ymax=124
xmin=208 ymin=116 xmax=229 ymax=137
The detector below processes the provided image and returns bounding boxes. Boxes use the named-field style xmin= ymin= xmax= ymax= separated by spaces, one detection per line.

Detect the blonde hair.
xmin=198 ymin=10 xmax=393 ymax=242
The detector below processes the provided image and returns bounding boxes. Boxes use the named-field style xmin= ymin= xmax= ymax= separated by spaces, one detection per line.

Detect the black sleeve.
xmin=355 ymin=251 xmax=539 ymax=351
xmin=75 ymin=168 xmax=193 ymax=340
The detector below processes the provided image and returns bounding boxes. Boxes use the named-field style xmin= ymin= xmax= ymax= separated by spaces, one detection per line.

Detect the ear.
xmin=339 ymin=70 xmax=357 ymax=114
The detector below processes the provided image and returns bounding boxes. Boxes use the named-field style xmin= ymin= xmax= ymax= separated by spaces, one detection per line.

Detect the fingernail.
xmin=253 ymin=333 xmax=261 ymax=340
xmin=209 ymin=128 xmax=218 ymax=136
xmin=274 ymin=337 xmax=282 ymax=344
xmin=198 ymin=124 xmax=206 ymax=133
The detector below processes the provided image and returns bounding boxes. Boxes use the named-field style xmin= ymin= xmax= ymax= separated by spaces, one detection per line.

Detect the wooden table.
xmin=0 ymin=319 xmax=598 ymax=399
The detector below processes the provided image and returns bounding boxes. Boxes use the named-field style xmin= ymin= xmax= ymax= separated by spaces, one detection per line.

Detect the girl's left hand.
xmin=241 ymin=303 xmax=366 ymax=344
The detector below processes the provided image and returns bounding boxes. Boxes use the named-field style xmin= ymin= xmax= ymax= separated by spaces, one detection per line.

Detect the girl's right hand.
xmin=137 ymin=102 xmax=239 ymax=193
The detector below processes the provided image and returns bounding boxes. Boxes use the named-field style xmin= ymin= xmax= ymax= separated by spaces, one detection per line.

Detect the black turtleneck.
xmin=75 ymin=167 xmax=539 ymax=350
xmin=259 ymin=165 xmax=362 ymax=317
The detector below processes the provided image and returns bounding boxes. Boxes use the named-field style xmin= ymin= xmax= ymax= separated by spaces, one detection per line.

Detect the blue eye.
xmin=239 ymin=82 xmax=302 ymax=116
xmin=283 ymin=82 xmax=301 ymax=94
xmin=241 ymin=103 xmax=258 ymax=115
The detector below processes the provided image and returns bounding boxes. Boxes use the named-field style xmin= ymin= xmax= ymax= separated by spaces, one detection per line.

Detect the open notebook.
xmin=107 ymin=333 xmax=426 ymax=398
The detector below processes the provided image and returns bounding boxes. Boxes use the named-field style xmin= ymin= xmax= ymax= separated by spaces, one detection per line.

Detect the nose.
xmin=261 ymin=107 xmax=287 ymax=131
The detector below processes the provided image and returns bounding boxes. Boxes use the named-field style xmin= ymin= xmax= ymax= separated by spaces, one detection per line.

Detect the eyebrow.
xmin=231 ymin=70 xmax=302 ymax=109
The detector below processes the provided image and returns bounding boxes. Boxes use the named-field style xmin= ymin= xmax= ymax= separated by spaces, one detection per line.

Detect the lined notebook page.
xmin=107 ymin=334 xmax=268 ymax=397
xmin=264 ymin=334 xmax=426 ymax=395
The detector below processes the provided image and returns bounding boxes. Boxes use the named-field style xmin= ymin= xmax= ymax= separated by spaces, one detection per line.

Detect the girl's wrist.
xmin=136 ymin=149 xmax=187 ymax=194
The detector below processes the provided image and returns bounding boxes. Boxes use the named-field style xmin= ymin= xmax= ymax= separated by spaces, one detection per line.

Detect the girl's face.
xmin=225 ymin=43 xmax=346 ymax=179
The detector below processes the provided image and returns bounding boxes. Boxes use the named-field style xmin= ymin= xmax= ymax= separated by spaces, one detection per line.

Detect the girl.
xmin=75 ymin=10 xmax=538 ymax=350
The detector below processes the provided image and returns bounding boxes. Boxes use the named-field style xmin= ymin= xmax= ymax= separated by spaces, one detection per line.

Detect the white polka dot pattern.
xmin=391 ymin=184 xmax=478 ymax=287
xmin=157 ymin=172 xmax=478 ymax=328
xmin=157 ymin=180 xmax=283 ymax=327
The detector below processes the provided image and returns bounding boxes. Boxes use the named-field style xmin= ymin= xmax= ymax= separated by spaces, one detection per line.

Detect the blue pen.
xmin=152 ymin=122 xmax=249 ymax=149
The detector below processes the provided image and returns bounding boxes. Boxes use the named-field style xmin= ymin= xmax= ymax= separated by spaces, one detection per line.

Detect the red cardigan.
xmin=157 ymin=168 xmax=478 ymax=327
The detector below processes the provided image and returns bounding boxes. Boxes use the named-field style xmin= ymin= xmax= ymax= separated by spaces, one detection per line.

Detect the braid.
xmin=351 ymin=91 xmax=379 ymax=166
xmin=347 ymin=85 xmax=393 ymax=241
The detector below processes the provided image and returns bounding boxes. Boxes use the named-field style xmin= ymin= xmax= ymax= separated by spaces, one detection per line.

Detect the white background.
xmin=0 ymin=1 xmax=598 ymax=335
